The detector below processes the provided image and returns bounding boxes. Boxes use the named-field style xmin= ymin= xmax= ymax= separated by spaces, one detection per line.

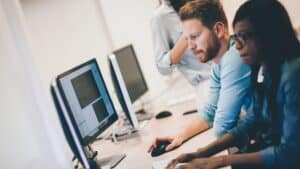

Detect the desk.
xmin=92 ymin=100 xmax=231 ymax=169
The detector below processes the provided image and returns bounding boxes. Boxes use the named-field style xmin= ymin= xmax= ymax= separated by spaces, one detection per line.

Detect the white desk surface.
xmin=92 ymin=100 xmax=231 ymax=169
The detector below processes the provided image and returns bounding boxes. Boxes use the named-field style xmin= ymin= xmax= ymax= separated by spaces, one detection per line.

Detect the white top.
xmin=150 ymin=3 xmax=211 ymax=85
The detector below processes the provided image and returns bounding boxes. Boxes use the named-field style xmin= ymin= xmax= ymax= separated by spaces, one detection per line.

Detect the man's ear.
xmin=213 ymin=22 xmax=226 ymax=38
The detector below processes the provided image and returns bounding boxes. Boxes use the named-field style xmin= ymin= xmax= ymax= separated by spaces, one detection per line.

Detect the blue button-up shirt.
xmin=230 ymin=58 xmax=300 ymax=169
xmin=199 ymin=46 xmax=252 ymax=137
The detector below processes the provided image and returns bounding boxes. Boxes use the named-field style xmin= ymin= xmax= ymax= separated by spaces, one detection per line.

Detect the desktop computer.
xmin=51 ymin=58 xmax=125 ymax=169
xmin=109 ymin=44 xmax=151 ymax=129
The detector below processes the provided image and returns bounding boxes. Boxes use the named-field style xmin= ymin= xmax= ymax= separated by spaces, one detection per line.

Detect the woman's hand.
xmin=177 ymin=156 xmax=226 ymax=169
xmin=165 ymin=147 xmax=210 ymax=169
xmin=165 ymin=152 xmax=198 ymax=169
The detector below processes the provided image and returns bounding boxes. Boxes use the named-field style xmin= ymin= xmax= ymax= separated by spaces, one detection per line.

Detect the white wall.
xmin=21 ymin=0 xmax=174 ymax=111
xmin=280 ymin=0 xmax=300 ymax=27
xmin=99 ymin=0 xmax=173 ymax=99
xmin=20 ymin=0 xmax=114 ymax=97
xmin=0 ymin=0 xmax=71 ymax=168
xmin=19 ymin=0 xmax=126 ymax=133
xmin=221 ymin=0 xmax=247 ymax=33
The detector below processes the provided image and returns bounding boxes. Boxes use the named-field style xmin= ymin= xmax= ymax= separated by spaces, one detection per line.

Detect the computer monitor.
xmin=51 ymin=58 xmax=125 ymax=168
xmin=108 ymin=44 xmax=148 ymax=129
xmin=51 ymin=85 xmax=93 ymax=169
xmin=113 ymin=45 xmax=148 ymax=103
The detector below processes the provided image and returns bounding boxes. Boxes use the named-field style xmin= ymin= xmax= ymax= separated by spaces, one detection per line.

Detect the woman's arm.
xmin=166 ymin=133 xmax=239 ymax=169
xmin=259 ymin=68 xmax=300 ymax=169
xmin=167 ymin=100 xmax=260 ymax=169
xmin=169 ymin=34 xmax=188 ymax=64
xmin=150 ymin=13 xmax=175 ymax=75
xmin=198 ymin=133 xmax=238 ymax=157
xmin=183 ymin=152 xmax=263 ymax=169
xmin=222 ymin=152 xmax=263 ymax=167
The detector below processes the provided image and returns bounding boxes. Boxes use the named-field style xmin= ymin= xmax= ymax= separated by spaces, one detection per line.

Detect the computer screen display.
xmin=113 ymin=45 xmax=148 ymax=103
xmin=56 ymin=59 xmax=118 ymax=145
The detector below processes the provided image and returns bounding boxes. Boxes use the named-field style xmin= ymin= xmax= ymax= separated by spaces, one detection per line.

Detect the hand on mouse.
xmin=147 ymin=136 xmax=184 ymax=153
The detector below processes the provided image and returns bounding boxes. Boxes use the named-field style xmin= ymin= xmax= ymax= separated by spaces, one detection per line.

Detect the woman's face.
xmin=233 ymin=20 xmax=260 ymax=65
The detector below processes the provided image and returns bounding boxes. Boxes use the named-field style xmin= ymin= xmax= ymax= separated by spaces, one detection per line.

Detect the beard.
xmin=195 ymin=31 xmax=221 ymax=63
xmin=204 ymin=31 xmax=221 ymax=62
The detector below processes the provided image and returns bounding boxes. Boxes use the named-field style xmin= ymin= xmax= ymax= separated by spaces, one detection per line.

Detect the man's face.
xmin=182 ymin=18 xmax=220 ymax=63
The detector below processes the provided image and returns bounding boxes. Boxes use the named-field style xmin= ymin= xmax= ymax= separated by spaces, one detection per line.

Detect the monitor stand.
xmin=109 ymin=124 xmax=139 ymax=142
xmin=135 ymin=108 xmax=153 ymax=121
xmin=85 ymin=145 xmax=126 ymax=169
xmin=121 ymin=108 xmax=152 ymax=126
xmin=134 ymin=97 xmax=153 ymax=122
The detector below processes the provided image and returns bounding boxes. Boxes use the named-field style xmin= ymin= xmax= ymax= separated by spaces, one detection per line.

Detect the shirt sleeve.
xmin=260 ymin=71 xmax=300 ymax=169
xmin=228 ymin=95 xmax=259 ymax=149
xmin=198 ymin=64 xmax=221 ymax=126
xmin=212 ymin=51 xmax=252 ymax=137
xmin=150 ymin=14 xmax=175 ymax=75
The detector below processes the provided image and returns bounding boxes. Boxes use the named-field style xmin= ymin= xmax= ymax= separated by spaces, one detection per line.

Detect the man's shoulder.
xmin=220 ymin=47 xmax=251 ymax=75
xmin=222 ymin=47 xmax=243 ymax=66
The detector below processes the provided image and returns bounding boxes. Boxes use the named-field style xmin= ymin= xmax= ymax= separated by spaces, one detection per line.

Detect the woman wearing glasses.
xmin=166 ymin=0 xmax=300 ymax=169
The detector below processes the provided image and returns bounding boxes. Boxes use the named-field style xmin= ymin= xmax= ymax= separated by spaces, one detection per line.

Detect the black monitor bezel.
xmin=56 ymin=58 xmax=118 ymax=145
xmin=113 ymin=44 xmax=148 ymax=103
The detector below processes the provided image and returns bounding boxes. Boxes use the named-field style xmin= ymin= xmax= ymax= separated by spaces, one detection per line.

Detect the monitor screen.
xmin=56 ymin=59 xmax=118 ymax=145
xmin=113 ymin=45 xmax=148 ymax=103
xmin=51 ymin=85 xmax=91 ymax=169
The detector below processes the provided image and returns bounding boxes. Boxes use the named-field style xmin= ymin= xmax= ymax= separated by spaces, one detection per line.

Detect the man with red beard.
xmin=148 ymin=0 xmax=251 ymax=156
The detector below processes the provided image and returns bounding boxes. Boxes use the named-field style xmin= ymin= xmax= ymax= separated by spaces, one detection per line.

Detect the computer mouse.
xmin=155 ymin=111 xmax=172 ymax=119
xmin=151 ymin=141 xmax=171 ymax=157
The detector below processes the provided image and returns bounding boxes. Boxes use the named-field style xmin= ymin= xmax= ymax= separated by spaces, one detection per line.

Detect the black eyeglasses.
xmin=232 ymin=31 xmax=255 ymax=48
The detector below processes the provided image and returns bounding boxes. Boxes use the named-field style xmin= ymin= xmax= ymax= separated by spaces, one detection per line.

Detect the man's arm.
xmin=149 ymin=64 xmax=221 ymax=152
xmin=150 ymin=14 xmax=187 ymax=75
xmin=167 ymin=63 xmax=223 ymax=150
xmin=212 ymin=49 xmax=251 ymax=136
xmin=148 ymin=117 xmax=210 ymax=153
xmin=167 ymin=117 xmax=210 ymax=151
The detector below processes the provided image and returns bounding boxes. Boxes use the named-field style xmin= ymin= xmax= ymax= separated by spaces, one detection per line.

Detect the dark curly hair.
xmin=167 ymin=0 xmax=187 ymax=13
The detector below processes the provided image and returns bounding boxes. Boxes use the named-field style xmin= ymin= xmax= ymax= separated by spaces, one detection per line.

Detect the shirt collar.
xmin=257 ymin=65 xmax=264 ymax=83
